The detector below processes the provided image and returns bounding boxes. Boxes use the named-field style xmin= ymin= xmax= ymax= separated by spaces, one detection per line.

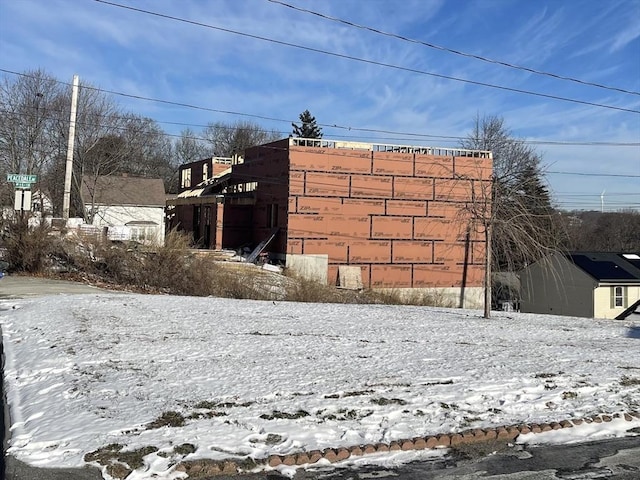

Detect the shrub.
xmin=94 ymin=243 xmax=144 ymax=285
xmin=42 ymin=226 xmax=464 ymax=308
xmin=0 ymin=215 xmax=57 ymax=273
xmin=358 ymin=288 xmax=457 ymax=307
xmin=134 ymin=230 xmax=197 ymax=293
xmin=283 ymin=273 xmax=347 ymax=303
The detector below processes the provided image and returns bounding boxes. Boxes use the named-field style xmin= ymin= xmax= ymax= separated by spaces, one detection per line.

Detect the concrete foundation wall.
xmin=374 ymin=286 xmax=484 ymax=309
xmin=286 ymin=254 xmax=329 ymax=285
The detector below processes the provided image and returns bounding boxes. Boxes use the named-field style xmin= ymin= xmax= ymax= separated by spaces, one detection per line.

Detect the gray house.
xmin=520 ymin=252 xmax=640 ymax=319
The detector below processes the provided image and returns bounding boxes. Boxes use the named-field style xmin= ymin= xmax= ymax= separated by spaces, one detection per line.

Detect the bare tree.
xmin=1 ymin=71 xmax=178 ymax=218
xmin=175 ymin=128 xmax=210 ymax=165
xmin=0 ymin=69 xmax=67 ymax=205
xmin=564 ymin=210 xmax=640 ymax=251
xmin=460 ymin=115 xmax=564 ymax=318
xmin=118 ymin=114 xmax=175 ymax=179
xmin=203 ymin=120 xmax=280 ymax=157
xmin=78 ymin=114 xmax=176 ymax=221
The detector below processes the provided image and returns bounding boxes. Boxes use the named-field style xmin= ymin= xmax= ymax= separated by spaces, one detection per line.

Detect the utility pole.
xmin=483 ymin=221 xmax=492 ymax=319
xmin=62 ymin=74 xmax=79 ymax=220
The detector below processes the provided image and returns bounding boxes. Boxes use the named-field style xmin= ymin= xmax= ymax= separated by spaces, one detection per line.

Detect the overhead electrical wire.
xmin=6 ymin=129 xmax=638 ymax=210
xmin=546 ymin=170 xmax=640 ymax=178
xmin=10 ymin=134 xmax=640 ymax=182
xmin=91 ymin=0 xmax=640 ymax=115
xmin=266 ymin=0 xmax=640 ymax=97
xmin=554 ymin=192 xmax=640 ymax=197
xmin=2 ymin=69 xmax=639 ymax=150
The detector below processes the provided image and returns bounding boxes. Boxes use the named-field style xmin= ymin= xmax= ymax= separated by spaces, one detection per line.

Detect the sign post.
xmin=7 ymin=173 xmax=37 ymax=212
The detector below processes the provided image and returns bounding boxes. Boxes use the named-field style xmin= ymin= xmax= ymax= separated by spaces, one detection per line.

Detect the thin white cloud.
xmin=610 ymin=20 xmax=640 ymax=52
xmin=1 ymin=0 xmax=638 ymax=211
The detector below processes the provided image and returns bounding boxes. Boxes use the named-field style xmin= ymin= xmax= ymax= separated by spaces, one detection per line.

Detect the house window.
xmin=126 ymin=221 xmax=159 ymax=244
xmin=202 ymin=163 xmax=209 ymax=181
xmin=181 ymin=168 xmax=192 ymax=189
xmin=612 ymin=286 xmax=627 ymax=308
xmin=266 ymin=203 xmax=278 ymax=228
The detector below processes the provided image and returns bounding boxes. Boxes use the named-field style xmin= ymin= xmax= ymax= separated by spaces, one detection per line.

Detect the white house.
xmin=81 ymin=175 xmax=166 ymax=246
xmin=520 ymin=252 xmax=640 ymax=319
xmin=31 ymin=189 xmax=53 ymax=215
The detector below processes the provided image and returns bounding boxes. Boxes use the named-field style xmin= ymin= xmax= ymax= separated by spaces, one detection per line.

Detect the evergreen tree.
xmin=292 ymin=110 xmax=322 ymax=138
xmin=516 ymin=163 xmax=554 ymax=218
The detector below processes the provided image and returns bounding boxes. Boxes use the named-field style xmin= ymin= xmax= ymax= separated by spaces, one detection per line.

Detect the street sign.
xmin=14 ymin=189 xmax=32 ymax=212
xmin=6 ymin=173 xmax=37 ymax=183
xmin=7 ymin=173 xmax=37 ymax=191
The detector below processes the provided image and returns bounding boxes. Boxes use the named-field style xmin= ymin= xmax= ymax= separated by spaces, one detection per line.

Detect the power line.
xmin=4 ymin=70 xmax=639 ymax=149
xmin=554 ymin=192 xmax=640 ymax=197
xmin=547 ymin=170 xmax=640 ymax=178
xmin=7 ymin=136 xmax=639 ymax=210
xmin=1 ymin=114 xmax=638 ymax=184
xmin=9 ymin=132 xmax=639 ymax=182
xmin=266 ymin=0 xmax=640 ymax=97
xmin=91 ymin=0 xmax=640 ymax=115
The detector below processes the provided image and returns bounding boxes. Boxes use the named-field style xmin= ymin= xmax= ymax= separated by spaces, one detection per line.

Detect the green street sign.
xmin=14 ymin=182 xmax=32 ymax=189
xmin=7 ymin=173 xmax=37 ymax=183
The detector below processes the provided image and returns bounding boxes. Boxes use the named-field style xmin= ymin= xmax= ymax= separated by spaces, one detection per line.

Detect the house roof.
xmin=81 ymin=175 xmax=166 ymax=207
xmin=565 ymin=252 xmax=640 ymax=284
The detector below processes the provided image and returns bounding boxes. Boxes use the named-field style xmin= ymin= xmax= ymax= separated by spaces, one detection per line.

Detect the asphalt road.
xmin=288 ymin=436 xmax=640 ymax=480
xmin=2 ymin=275 xmax=107 ymax=480
xmin=0 ymin=274 xmax=105 ymax=298
xmin=2 ymin=275 xmax=640 ymax=480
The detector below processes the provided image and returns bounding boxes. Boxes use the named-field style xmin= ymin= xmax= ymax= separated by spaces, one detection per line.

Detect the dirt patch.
xmin=84 ymin=444 xmax=159 ymax=479
xmin=260 ymin=409 xmax=310 ymax=420
xmin=146 ymin=410 xmax=185 ymax=429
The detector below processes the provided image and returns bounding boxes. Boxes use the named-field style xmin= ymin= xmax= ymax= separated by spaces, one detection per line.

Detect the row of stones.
xmin=268 ymin=412 xmax=639 ymax=467
xmin=175 ymin=411 xmax=639 ymax=476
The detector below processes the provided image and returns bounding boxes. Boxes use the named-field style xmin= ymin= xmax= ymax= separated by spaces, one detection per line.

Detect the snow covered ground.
xmin=1 ymin=293 xmax=639 ymax=479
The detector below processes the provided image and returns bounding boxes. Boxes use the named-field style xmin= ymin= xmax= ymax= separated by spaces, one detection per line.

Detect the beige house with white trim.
xmin=520 ymin=252 xmax=640 ymax=319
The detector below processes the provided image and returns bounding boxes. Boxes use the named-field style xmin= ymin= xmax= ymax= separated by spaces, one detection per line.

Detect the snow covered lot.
xmin=1 ymin=293 xmax=639 ymax=479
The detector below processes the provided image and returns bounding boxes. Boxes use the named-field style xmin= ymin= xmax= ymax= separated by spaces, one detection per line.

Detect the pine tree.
xmin=516 ymin=163 xmax=553 ymax=218
xmin=292 ymin=110 xmax=322 ymax=139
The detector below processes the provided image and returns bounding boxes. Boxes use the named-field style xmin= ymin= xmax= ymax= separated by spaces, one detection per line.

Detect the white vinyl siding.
xmin=594 ymin=285 xmax=639 ymax=319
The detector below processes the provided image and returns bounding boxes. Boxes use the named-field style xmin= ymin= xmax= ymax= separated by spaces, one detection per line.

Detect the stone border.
xmin=174 ymin=411 xmax=640 ymax=477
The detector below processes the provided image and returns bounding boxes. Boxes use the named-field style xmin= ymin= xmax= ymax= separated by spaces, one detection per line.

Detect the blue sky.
xmin=1 ymin=0 xmax=639 ymax=211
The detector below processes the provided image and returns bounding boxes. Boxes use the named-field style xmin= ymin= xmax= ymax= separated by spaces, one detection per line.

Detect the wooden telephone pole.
xmin=62 ymin=75 xmax=79 ymax=220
